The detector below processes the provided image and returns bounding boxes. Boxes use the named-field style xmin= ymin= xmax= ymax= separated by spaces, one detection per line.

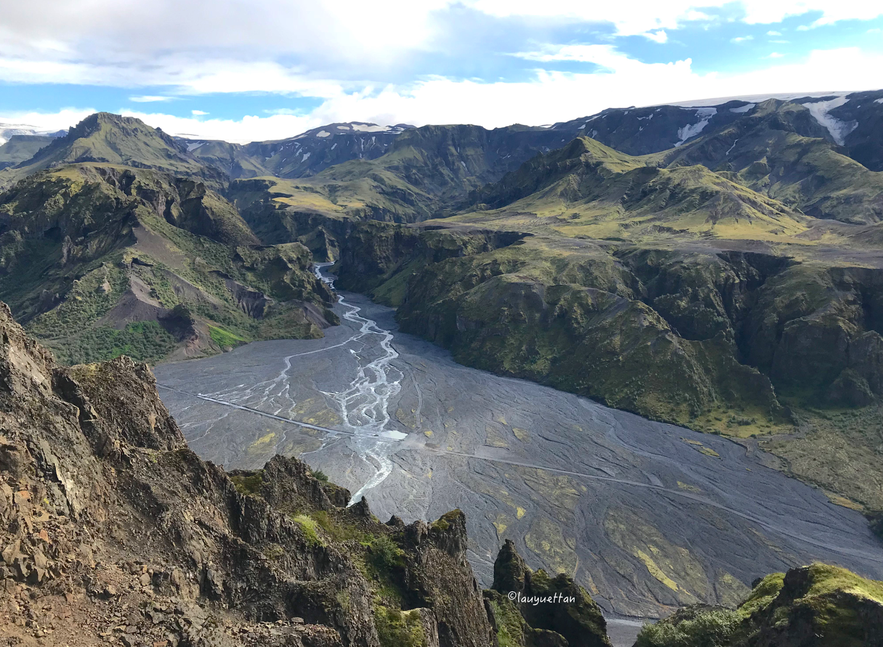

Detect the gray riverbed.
xmin=154 ymin=266 xmax=883 ymax=643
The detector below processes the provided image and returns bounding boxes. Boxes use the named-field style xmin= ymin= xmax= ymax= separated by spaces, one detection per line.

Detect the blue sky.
xmin=1 ymin=0 xmax=882 ymax=142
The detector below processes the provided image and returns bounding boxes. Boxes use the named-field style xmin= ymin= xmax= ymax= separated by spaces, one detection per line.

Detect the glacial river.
xmin=155 ymin=264 xmax=883 ymax=644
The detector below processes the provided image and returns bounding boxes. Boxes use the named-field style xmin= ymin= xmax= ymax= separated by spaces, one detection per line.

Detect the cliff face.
xmin=0 ymin=300 xmax=496 ymax=646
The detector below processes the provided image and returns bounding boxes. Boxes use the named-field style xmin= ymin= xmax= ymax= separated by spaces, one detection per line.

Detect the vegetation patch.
xmin=292 ymin=513 xmax=324 ymax=547
xmin=208 ymin=324 xmax=247 ymax=348
xmin=230 ymin=471 xmax=263 ymax=496
xmin=373 ymin=605 xmax=427 ymax=647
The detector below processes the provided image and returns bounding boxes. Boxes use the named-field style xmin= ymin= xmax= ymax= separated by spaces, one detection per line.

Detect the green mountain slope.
xmin=0 ymin=164 xmax=336 ymax=365
xmin=458 ymin=136 xmax=808 ymax=241
xmin=229 ymin=123 xmax=579 ymax=226
xmin=0 ymin=134 xmax=55 ymax=170
xmin=0 ymin=113 xmax=226 ymax=189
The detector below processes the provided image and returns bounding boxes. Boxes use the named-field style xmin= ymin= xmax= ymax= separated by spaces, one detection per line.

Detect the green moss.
xmin=208 ymin=324 xmax=247 ymax=348
xmin=486 ymin=595 xmax=527 ymax=647
xmin=292 ymin=513 xmax=324 ymax=547
xmin=364 ymin=534 xmax=406 ymax=573
xmin=230 ymin=471 xmax=263 ymax=496
xmin=373 ymin=605 xmax=427 ymax=647
xmin=738 ymin=573 xmax=785 ymax=617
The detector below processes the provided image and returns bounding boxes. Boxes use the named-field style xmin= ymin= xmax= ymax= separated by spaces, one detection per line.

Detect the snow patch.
xmin=674 ymin=107 xmax=717 ymax=147
xmin=186 ymin=142 xmax=205 ymax=152
xmin=336 ymin=124 xmax=351 ymax=130
xmin=331 ymin=143 xmax=337 ymax=150
xmin=804 ymin=96 xmax=857 ymax=145
xmin=301 ymin=152 xmax=311 ymax=162
xmin=316 ymin=130 xmax=331 ymax=138
xmin=730 ymin=103 xmax=755 ymax=114
xmin=875 ymin=98 xmax=883 ymax=105
xmin=351 ymin=123 xmax=390 ymax=132
xmin=579 ymin=123 xmax=587 ymax=129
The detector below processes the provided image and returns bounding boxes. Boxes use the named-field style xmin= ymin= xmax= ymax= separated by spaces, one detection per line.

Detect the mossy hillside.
xmin=0 ymin=112 xmax=226 ymax=190
xmin=395 ymin=236 xmax=791 ymax=436
xmin=636 ymin=564 xmax=883 ymax=647
xmin=227 ymin=123 xmax=579 ymax=227
xmin=759 ymin=405 xmax=883 ymax=513
xmin=0 ymin=165 xmax=335 ymax=364
xmin=455 ymin=136 xmax=808 ymax=243
xmin=0 ymin=134 xmax=55 ymax=170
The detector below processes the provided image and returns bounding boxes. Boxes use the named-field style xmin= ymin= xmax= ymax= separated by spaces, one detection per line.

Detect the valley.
xmin=154 ymin=266 xmax=883 ymax=623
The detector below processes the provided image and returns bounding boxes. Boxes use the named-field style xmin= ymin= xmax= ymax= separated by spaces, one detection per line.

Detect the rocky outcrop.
xmin=0 ymin=301 xmax=497 ymax=646
xmin=484 ymin=540 xmax=611 ymax=647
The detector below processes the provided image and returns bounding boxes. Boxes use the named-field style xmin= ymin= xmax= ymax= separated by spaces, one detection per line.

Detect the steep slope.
xmin=838 ymin=89 xmax=883 ymax=171
xmin=0 ymin=113 xmax=226 ymax=189
xmin=660 ymin=99 xmax=883 ymax=224
xmin=636 ymin=563 xmax=883 ymax=647
xmin=0 ymin=164 xmax=336 ymax=365
xmin=0 ymin=304 xmax=516 ymax=647
xmin=175 ymin=138 xmax=271 ymax=179
xmin=552 ymin=101 xmax=750 ymax=154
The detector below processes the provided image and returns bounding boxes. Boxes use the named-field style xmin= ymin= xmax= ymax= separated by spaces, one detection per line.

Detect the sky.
xmin=1 ymin=0 xmax=882 ymax=143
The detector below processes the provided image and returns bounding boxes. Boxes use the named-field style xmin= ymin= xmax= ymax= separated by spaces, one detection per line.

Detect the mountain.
xmin=550 ymin=93 xmax=883 ymax=224
xmin=462 ymin=136 xmax=808 ymax=240
xmin=0 ymin=305 xmax=616 ymax=646
xmin=228 ymin=123 xmax=589 ymax=234
xmin=0 ymin=163 xmax=337 ymax=365
xmin=0 ymin=113 xmax=226 ymax=189
xmin=0 ymin=121 xmax=65 ymax=145
xmin=555 ymin=91 xmax=883 ymax=160
xmin=659 ymin=99 xmax=883 ymax=224
xmin=552 ymin=101 xmax=753 ymax=154
xmin=182 ymin=121 xmax=415 ymax=180
xmin=0 ymin=134 xmax=56 ymax=170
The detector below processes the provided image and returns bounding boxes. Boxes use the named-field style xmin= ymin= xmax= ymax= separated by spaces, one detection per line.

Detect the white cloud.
xmin=129 ymin=46 xmax=883 ymax=140
xmin=191 ymin=110 xmax=209 ymax=116
xmin=2 ymin=44 xmax=882 ymax=144
xmin=796 ymin=24 xmax=811 ymax=31
xmin=642 ymin=30 xmax=668 ymax=43
xmin=767 ymin=30 xmax=782 ymax=35
xmin=731 ymin=35 xmax=754 ymax=43
xmin=466 ymin=0 xmax=883 ymax=32
xmin=770 ymin=39 xmax=790 ymax=43
xmin=768 ymin=52 xmax=785 ymax=58
xmin=129 ymin=95 xmax=173 ymax=103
